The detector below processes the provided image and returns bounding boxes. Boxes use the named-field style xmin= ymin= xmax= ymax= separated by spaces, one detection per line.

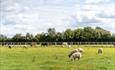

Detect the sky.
xmin=0 ymin=0 xmax=115 ymax=37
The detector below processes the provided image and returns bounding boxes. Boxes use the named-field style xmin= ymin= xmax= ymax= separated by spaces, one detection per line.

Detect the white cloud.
xmin=0 ymin=0 xmax=115 ymax=37
xmin=85 ymin=0 xmax=102 ymax=3
xmin=85 ymin=0 xmax=111 ymax=4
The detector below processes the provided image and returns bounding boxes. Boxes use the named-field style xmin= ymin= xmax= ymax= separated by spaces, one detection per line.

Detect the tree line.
xmin=0 ymin=27 xmax=115 ymax=42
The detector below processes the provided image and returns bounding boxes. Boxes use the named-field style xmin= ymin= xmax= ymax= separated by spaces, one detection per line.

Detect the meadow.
xmin=0 ymin=45 xmax=115 ymax=70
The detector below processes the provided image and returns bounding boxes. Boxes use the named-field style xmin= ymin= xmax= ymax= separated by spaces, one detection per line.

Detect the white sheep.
xmin=70 ymin=52 xmax=82 ymax=61
xmin=68 ymin=49 xmax=78 ymax=58
xmin=98 ymin=48 xmax=103 ymax=54
xmin=62 ymin=42 xmax=68 ymax=47
xmin=78 ymin=48 xmax=84 ymax=53
xmin=68 ymin=45 xmax=71 ymax=48
xmin=61 ymin=45 xmax=64 ymax=47
xmin=23 ymin=46 xmax=27 ymax=48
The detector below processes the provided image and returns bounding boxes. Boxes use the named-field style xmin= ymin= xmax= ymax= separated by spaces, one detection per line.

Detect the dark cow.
xmin=41 ymin=43 xmax=48 ymax=47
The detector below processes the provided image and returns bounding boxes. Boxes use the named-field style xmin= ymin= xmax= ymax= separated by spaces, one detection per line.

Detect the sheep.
xmin=70 ymin=52 xmax=82 ymax=61
xmin=98 ymin=48 xmax=103 ymax=54
xmin=68 ymin=45 xmax=71 ymax=48
xmin=23 ymin=46 xmax=27 ymax=48
xmin=62 ymin=42 xmax=68 ymax=47
xmin=61 ymin=45 xmax=64 ymax=47
xmin=8 ymin=46 xmax=12 ymax=49
xmin=68 ymin=49 xmax=78 ymax=58
xmin=78 ymin=48 xmax=84 ymax=53
xmin=63 ymin=42 xmax=68 ymax=45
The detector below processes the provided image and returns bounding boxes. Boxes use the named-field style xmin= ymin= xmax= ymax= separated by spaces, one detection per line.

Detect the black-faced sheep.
xmin=98 ymin=48 xmax=103 ymax=54
xmin=8 ymin=46 xmax=11 ymax=49
xmin=68 ymin=49 xmax=78 ymax=58
xmin=70 ymin=52 xmax=82 ymax=61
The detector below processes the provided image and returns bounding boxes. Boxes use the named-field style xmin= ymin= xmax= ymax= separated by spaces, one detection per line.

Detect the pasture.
xmin=0 ymin=45 xmax=115 ymax=70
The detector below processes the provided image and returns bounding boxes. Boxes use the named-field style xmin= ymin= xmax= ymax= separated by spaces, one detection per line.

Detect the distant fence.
xmin=0 ymin=42 xmax=115 ymax=46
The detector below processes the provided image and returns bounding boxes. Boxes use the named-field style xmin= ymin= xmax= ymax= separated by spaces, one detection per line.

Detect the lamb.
xmin=98 ymin=48 xmax=103 ymax=54
xmin=68 ymin=49 xmax=78 ymax=58
xmin=70 ymin=52 xmax=82 ymax=61
xmin=78 ymin=48 xmax=84 ymax=53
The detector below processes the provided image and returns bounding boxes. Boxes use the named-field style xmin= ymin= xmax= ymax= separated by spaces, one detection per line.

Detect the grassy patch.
xmin=0 ymin=46 xmax=115 ymax=70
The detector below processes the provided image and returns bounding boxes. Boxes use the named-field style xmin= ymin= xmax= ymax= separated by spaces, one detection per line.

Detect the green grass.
xmin=0 ymin=46 xmax=115 ymax=70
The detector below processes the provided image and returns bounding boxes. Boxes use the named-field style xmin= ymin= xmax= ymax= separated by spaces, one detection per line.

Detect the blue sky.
xmin=0 ymin=0 xmax=115 ymax=37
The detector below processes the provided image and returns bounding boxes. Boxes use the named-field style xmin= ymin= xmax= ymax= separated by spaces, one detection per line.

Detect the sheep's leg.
xmin=74 ymin=58 xmax=76 ymax=61
xmin=78 ymin=57 xmax=80 ymax=60
xmin=101 ymin=51 xmax=102 ymax=53
xmin=71 ymin=58 xmax=73 ymax=61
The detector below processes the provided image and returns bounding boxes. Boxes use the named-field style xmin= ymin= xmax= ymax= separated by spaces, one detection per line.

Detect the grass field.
xmin=0 ymin=45 xmax=115 ymax=70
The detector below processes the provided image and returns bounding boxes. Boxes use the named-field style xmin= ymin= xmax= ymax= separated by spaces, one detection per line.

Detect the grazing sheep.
xmin=8 ymin=46 xmax=11 ymax=49
xmin=61 ymin=45 xmax=64 ymax=47
xmin=78 ymin=48 xmax=84 ymax=53
xmin=68 ymin=45 xmax=71 ymax=48
xmin=62 ymin=42 xmax=68 ymax=47
xmin=98 ymin=48 xmax=103 ymax=54
xmin=70 ymin=52 xmax=82 ymax=61
xmin=23 ymin=46 xmax=27 ymax=48
xmin=68 ymin=49 xmax=78 ymax=58
xmin=63 ymin=42 xmax=68 ymax=45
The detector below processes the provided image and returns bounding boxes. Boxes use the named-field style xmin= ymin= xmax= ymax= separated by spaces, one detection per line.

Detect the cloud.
xmin=85 ymin=0 xmax=102 ymax=3
xmin=97 ymin=13 xmax=115 ymax=19
xmin=69 ymin=15 xmax=100 ymax=27
xmin=85 ymin=0 xmax=112 ymax=4
xmin=96 ymin=5 xmax=115 ymax=19
xmin=0 ymin=0 xmax=115 ymax=37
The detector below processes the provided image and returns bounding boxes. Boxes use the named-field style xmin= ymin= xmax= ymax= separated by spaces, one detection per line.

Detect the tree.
xmin=47 ymin=28 xmax=56 ymax=42
xmin=35 ymin=33 xmax=47 ymax=42
xmin=0 ymin=34 xmax=7 ymax=42
xmin=26 ymin=33 xmax=34 ymax=42
xmin=12 ymin=34 xmax=26 ymax=42
xmin=111 ymin=34 xmax=115 ymax=42
xmin=55 ymin=32 xmax=63 ymax=42
xmin=64 ymin=29 xmax=74 ymax=42
xmin=83 ymin=27 xmax=96 ymax=41
xmin=95 ymin=27 xmax=111 ymax=41
xmin=0 ymin=27 xmax=114 ymax=42
xmin=73 ymin=28 xmax=84 ymax=41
